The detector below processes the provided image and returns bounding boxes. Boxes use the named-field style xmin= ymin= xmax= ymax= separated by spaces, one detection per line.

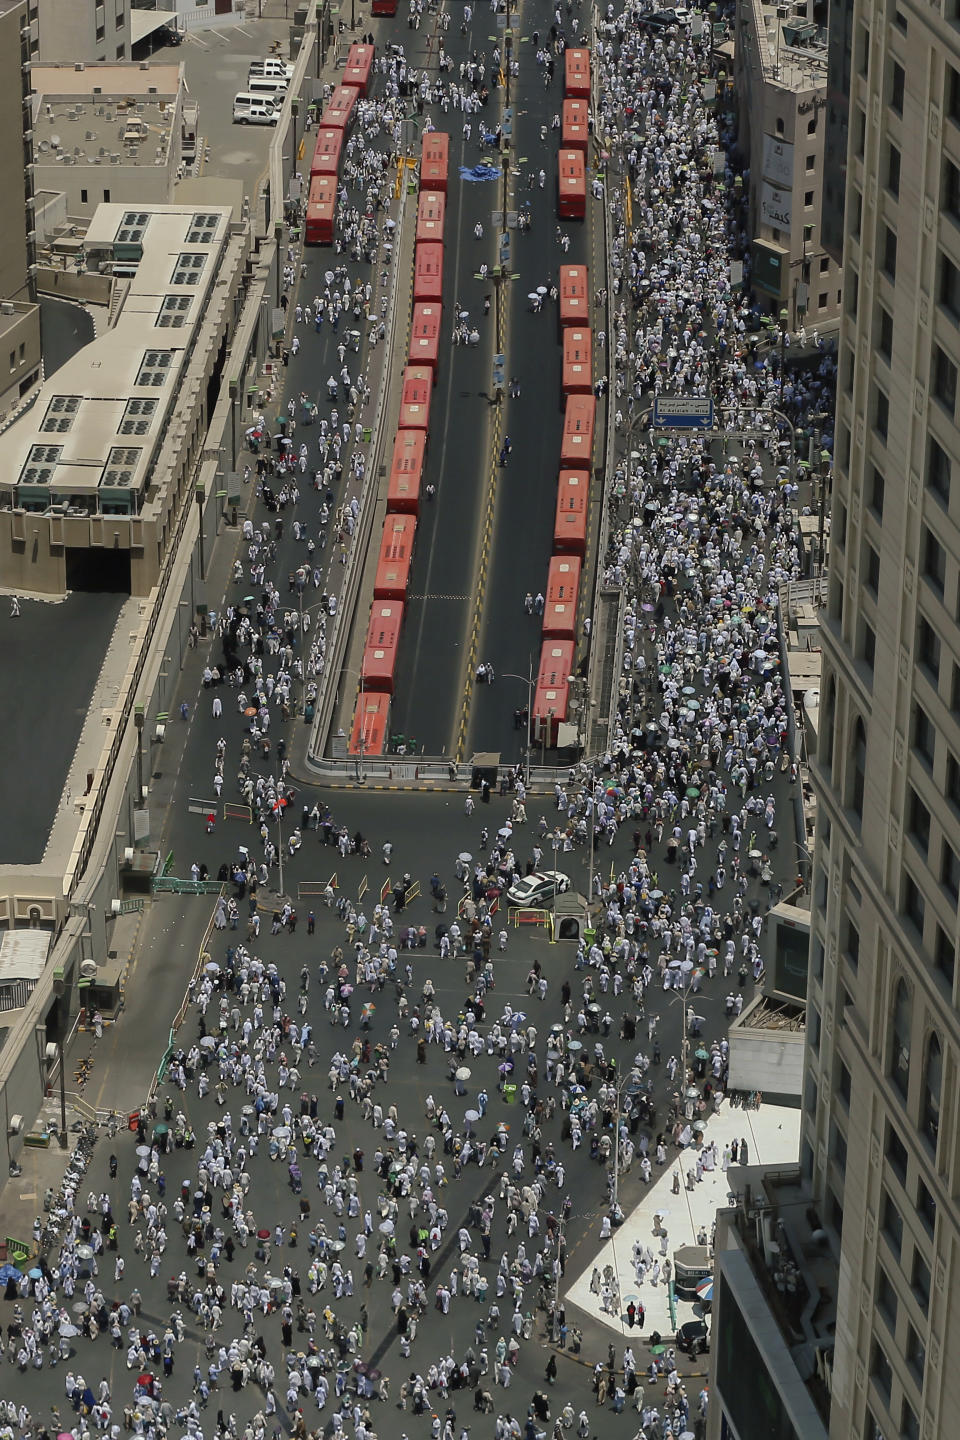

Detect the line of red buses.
xmin=557 ymin=47 xmax=590 ymax=220
xmin=351 ymin=130 xmax=452 ymax=752
xmin=533 ymin=252 xmax=595 ymax=746
xmin=306 ymin=47 xmax=376 ymax=244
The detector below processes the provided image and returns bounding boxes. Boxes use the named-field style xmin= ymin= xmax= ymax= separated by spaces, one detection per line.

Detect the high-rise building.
xmin=0 ymin=0 xmax=41 ymax=418
xmin=803 ymin=0 xmax=960 ymax=1436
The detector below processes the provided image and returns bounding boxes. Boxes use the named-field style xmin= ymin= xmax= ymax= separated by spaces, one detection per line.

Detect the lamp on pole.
xmin=52 ymin=972 xmax=69 ymax=1150
xmin=550 ymin=830 xmax=560 ymax=940
xmin=502 ymin=657 xmax=534 ymax=784
xmin=337 ymin=666 xmax=366 ymax=783
xmin=778 ymin=306 xmax=789 ymax=392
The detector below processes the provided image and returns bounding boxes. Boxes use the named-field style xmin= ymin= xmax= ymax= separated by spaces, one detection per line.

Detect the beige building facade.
xmin=734 ymin=0 xmax=842 ymax=328
xmin=0 ymin=0 xmax=42 ymax=420
xmin=31 ymin=0 xmax=131 ymax=63
xmin=802 ymin=0 xmax=960 ymax=1437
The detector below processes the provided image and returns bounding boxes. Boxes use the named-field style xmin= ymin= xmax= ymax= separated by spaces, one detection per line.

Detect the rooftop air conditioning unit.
xmin=79 ymin=957 xmax=97 ymax=978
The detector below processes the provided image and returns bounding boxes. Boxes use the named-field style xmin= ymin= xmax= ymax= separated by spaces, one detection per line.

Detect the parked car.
xmin=676 ymin=1318 xmax=710 ymax=1355
xmin=506 ymin=870 xmax=571 ymax=907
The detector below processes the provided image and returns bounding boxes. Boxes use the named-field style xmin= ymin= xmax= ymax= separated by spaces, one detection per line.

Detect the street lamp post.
xmin=338 ymin=666 xmax=366 ymax=782
xmin=52 ymin=974 xmax=69 ymax=1149
xmin=502 ymin=658 xmax=534 ymax=784
xmin=779 ymin=307 xmax=789 ymax=393
xmin=551 ymin=831 xmax=560 ymax=939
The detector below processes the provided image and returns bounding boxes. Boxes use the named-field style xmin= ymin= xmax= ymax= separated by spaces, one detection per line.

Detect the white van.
xmin=249 ymin=57 xmax=294 ymax=81
xmin=233 ymin=92 xmax=278 ymax=125
xmin=247 ymin=73 xmax=289 ymax=101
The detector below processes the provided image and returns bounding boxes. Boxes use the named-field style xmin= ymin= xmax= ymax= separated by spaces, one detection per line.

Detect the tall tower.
xmin=805 ymin=0 xmax=960 ymax=1436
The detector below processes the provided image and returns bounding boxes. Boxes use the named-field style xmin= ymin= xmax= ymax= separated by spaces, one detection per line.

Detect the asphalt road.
xmin=467 ymin=67 xmax=595 ymax=765
xmin=11 ymin=770 xmax=754 ymax=1437
xmin=0 ymin=591 xmax=125 ymax=864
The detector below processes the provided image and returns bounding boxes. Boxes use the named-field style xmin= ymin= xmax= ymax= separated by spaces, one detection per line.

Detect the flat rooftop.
xmin=33 ymin=97 xmax=177 ymax=171
xmin=0 ymin=590 xmax=125 ymax=864
xmin=31 ymin=62 xmax=182 ymax=97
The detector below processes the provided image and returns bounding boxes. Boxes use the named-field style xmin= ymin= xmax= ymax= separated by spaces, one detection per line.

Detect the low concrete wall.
xmin=37 ymin=267 xmax=112 ymax=306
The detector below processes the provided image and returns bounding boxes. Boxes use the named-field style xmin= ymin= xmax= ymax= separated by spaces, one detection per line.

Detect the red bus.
xmin=320 ymin=84 xmax=360 ymax=134
xmin=409 ymin=301 xmax=442 ymax=377
xmin=559 ymin=392 xmax=596 ymax=467
xmin=413 ymin=241 xmax=444 ymax=304
xmin=420 ymin=130 xmax=450 ymax=192
xmin=416 ymin=188 xmax=446 ymax=243
xmin=398 ymin=365 xmax=432 ymax=432
xmin=349 ymin=690 xmax=389 ymax=756
xmin=543 ymin=554 xmax=581 ymax=639
xmin=310 ymin=127 xmax=343 ymax=179
xmin=533 ymin=639 xmax=575 ymax=745
xmin=558 ymin=265 xmax=588 ymax=328
xmin=374 ymin=513 xmax=417 ymax=600
xmin=362 ymin=600 xmax=404 ymax=693
xmin=305 ymin=173 xmax=338 ymax=245
xmin=562 ymin=98 xmax=589 ymax=152
xmin=564 ymin=47 xmax=591 ymax=99
xmin=343 ymin=43 xmax=375 ymax=96
xmin=554 ymin=469 xmax=589 ymax=555
xmin=557 ymin=149 xmax=586 ymax=220
xmin=387 ymin=428 xmax=426 ymax=514
xmin=562 ymin=327 xmax=592 ymax=395
xmin=371 ymin=0 xmax=397 ymax=12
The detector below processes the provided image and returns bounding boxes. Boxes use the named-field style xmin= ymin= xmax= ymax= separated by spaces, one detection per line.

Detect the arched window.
xmin=851 ymin=717 xmax=867 ymax=821
xmin=820 ymin=676 xmax=836 ymax=775
xmin=922 ymin=1033 xmax=942 ymax=1151
xmin=891 ymin=979 xmax=912 ymax=1100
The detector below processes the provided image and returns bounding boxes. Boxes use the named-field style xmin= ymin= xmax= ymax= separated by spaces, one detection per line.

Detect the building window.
xmin=942 ymin=841 xmax=960 ymax=902
xmin=923 ymin=527 xmax=947 ymax=595
xmin=909 ymin=788 xmax=931 ymax=855
xmin=870 ymin=466 xmax=885 ymax=517
xmin=80 ymin=188 xmax=88 ymax=205
xmin=804 ymin=189 xmax=814 ymax=207
xmin=933 ymin=343 xmax=958 ymax=413
xmin=877 ymin=305 xmax=893 ymax=361
xmin=776 ymin=116 xmax=785 ymax=135
xmin=830 ymin=1118 xmax=848 ymax=1170
xmin=875 ymin=1265 xmax=898 ymax=1331
xmin=944 ymin=158 xmax=960 ymax=222
xmin=870 ymin=1339 xmax=892 ymax=1402
xmin=902 ymin=1399 xmax=920 ymax=1440
xmin=914 ymin=703 xmax=935 ymax=767
xmin=888 ymin=142 xmax=901 ymax=197
xmin=917 ymin=1176 xmax=936 ymax=1234
xmin=865 ymin=542 xmax=881 ymax=595
xmin=891 ymin=59 xmax=905 ymax=113
xmin=928 ymin=435 xmax=952 ymax=504
xmin=940 ymin=253 xmax=960 ymax=321
xmin=890 ymin=979 xmax=912 ymax=1100
xmin=904 ymin=873 xmax=926 ymax=938
xmin=950 ymin=64 xmax=960 ymax=125
xmin=881 ymin=1187 xmax=903 ymax=1255
xmin=850 ymin=718 xmax=867 ymax=818
xmin=906 ymin=1324 xmax=926 ymax=1387
xmin=861 ymin=620 xmax=876 ymax=673
xmin=838 ymin=1059 xmax=851 ymax=1107
xmin=934 ymin=922 xmax=956 ymax=988
xmin=874 ymin=386 xmax=889 ymax=442
xmin=882 ymin=224 xmax=897 ymax=280
xmin=911 ymin=1249 xmax=931 ymax=1313
xmin=917 ymin=614 xmax=941 ymax=682
xmin=922 ymin=1033 xmax=942 ymax=1151
xmin=846 ymin=271 xmax=859 ymax=322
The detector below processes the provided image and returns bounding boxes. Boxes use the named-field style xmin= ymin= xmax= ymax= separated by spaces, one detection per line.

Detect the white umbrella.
xmin=136 ymin=1144 xmax=151 ymax=1157
xmin=199 ymin=1035 xmax=217 ymax=1050
xmin=458 ymin=852 xmax=473 ymax=863
xmin=465 ymin=1109 xmax=480 ymax=1123
xmin=76 ymin=1244 xmax=93 ymax=1260
xmin=204 ymin=962 xmax=220 ymax=974
xmin=272 ymin=1126 xmax=291 ymax=1139
xmin=59 ymin=1321 xmax=80 ymax=1337
xmin=378 ymin=1219 xmax=395 ymax=1235
xmin=456 ymin=1067 xmax=471 ymax=1081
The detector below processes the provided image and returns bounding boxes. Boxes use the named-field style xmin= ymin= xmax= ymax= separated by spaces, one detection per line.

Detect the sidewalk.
xmin=565 ymin=1101 xmax=801 ymax=1339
